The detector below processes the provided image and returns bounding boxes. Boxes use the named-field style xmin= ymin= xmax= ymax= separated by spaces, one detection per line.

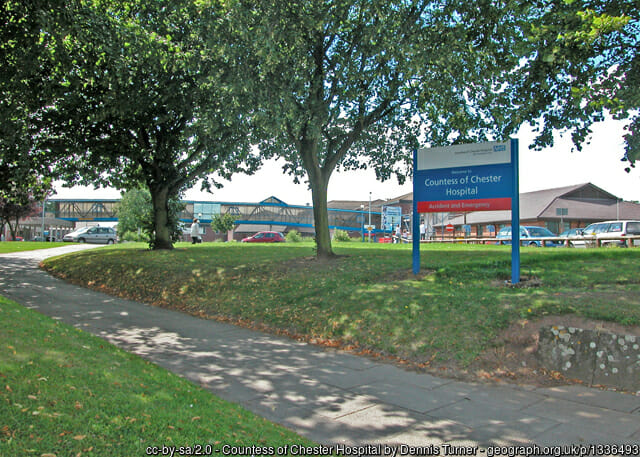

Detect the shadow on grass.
xmin=3 ymin=248 xmax=639 ymax=446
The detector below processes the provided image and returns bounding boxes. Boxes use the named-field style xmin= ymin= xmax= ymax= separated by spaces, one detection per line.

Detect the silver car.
xmin=63 ymin=226 xmax=118 ymax=244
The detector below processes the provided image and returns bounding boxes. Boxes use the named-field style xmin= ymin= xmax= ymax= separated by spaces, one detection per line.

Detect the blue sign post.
xmin=412 ymin=150 xmax=420 ymax=275
xmin=510 ymin=139 xmax=520 ymax=284
xmin=412 ymin=139 xmax=521 ymax=284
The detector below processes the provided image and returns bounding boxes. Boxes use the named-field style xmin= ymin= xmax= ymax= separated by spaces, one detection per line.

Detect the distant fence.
xmin=418 ymin=235 xmax=640 ymax=247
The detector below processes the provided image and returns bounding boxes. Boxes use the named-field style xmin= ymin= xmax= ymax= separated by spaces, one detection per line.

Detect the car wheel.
xmin=78 ymin=238 xmax=85 ymax=243
xmin=568 ymin=241 xmax=574 ymax=248
xmin=529 ymin=241 xmax=538 ymax=247
xmin=107 ymin=239 xmax=114 ymax=245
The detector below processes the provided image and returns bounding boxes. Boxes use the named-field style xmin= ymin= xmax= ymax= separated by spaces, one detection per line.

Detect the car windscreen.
xmin=593 ymin=224 xmax=610 ymax=234
xmin=527 ymin=227 xmax=553 ymax=237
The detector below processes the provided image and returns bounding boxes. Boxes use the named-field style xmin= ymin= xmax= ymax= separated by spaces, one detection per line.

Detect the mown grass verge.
xmin=0 ymin=295 xmax=316 ymax=456
xmin=42 ymin=242 xmax=640 ymax=366
xmin=0 ymin=241 xmax=68 ymax=254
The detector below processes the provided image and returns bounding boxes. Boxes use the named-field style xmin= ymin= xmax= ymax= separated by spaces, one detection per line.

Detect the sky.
xmin=52 ymin=117 xmax=640 ymax=204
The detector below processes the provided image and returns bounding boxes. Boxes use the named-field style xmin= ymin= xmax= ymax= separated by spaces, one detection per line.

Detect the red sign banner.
xmin=417 ymin=197 xmax=512 ymax=213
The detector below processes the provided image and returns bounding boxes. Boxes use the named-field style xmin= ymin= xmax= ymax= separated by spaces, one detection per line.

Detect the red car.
xmin=241 ymin=231 xmax=285 ymax=243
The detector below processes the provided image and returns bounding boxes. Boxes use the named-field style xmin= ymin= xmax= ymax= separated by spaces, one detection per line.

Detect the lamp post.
xmin=41 ymin=196 xmax=46 ymax=241
xmin=368 ymin=192 xmax=372 ymax=242
xmin=360 ymin=204 xmax=365 ymax=242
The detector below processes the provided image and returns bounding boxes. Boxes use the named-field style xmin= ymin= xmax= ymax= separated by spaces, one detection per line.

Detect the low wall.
xmin=537 ymin=326 xmax=640 ymax=391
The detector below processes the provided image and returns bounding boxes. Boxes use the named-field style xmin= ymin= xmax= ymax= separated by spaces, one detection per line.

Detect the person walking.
xmin=190 ymin=218 xmax=201 ymax=244
xmin=420 ymin=220 xmax=426 ymax=241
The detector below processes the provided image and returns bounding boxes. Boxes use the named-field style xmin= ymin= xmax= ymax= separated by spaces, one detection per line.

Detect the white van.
xmin=579 ymin=220 xmax=640 ymax=247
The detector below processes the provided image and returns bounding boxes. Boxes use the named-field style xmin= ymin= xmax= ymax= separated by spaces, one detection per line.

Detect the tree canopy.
xmin=3 ymin=0 xmax=636 ymax=255
xmin=34 ymin=0 xmax=259 ymax=249
xmin=513 ymin=0 xmax=639 ymax=169
xmin=1 ymin=1 xmax=62 ymax=217
xmin=228 ymin=0 xmax=534 ymax=257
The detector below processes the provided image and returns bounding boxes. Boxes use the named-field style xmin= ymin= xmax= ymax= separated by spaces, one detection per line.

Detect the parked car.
xmin=63 ymin=226 xmax=118 ymax=244
xmin=558 ymin=228 xmax=586 ymax=248
xmin=31 ymin=235 xmax=59 ymax=242
xmin=241 ymin=231 xmax=285 ymax=243
xmin=496 ymin=226 xmax=563 ymax=247
xmin=578 ymin=220 xmax=640 ymax=247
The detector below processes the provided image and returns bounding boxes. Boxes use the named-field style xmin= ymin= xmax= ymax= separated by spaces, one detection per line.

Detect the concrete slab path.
xmin=1 ymin=246 xmax=639 ymax=451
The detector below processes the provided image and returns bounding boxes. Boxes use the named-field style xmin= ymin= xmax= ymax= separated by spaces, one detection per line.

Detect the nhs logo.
xmin=493 ymin=145 xmax=506 ymax=152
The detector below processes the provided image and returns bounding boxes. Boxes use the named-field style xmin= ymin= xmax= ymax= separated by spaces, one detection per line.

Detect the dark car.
xmin=241 ymin=231 xmax=285 ymax=243
xmin=32 ymin=235 xmax=58 ymax=242
xmin=496 ymin=226 xmax=562 ymax=247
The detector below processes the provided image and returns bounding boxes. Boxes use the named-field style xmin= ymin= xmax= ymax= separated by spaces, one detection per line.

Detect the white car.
xmin=579 ymin=220 xmax=640 ymax=247
xmin=63 ymin=226 xmax=118 ymax=244
xmin=559 ymin=227 xmax=586 ymax=248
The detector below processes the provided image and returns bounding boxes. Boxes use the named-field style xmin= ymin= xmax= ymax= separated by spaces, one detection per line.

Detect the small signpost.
xmin=412 ymin=140 xmax=521 ymax=283
xmin=382 ymin=206 xmax=402 ymax=233
xmin=445 ymin=223 xmax=454 ymax=232
xmin=364 ymin=225 xmax=375 ymax=241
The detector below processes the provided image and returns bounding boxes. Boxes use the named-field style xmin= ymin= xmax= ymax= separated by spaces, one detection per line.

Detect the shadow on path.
xmin=1 ymin=248 xmax=639 ymax=446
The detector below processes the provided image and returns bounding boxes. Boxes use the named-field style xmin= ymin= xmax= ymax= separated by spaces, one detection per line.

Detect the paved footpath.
xmin=1 ymin=246 xmax=639 ymax=452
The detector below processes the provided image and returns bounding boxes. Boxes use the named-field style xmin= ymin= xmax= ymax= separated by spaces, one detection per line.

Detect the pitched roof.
xmin=260 ymin=196 xmax=288 ymax=205
xmin=445 ymin=183 xmax=638 ymax=225
xmin=385 ymin=192 xmax=413 ymax=204
xmin=328 ymin=199 xmax=386 ymax=211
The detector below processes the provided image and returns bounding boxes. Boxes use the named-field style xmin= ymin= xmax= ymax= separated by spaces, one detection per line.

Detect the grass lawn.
xmin=0 ymin=295 xmax=316 ymax=456
xmin=42 ymin=242 xmax=640 ymax=366
xmin=0 ymin=241 xmax=68 ymax=254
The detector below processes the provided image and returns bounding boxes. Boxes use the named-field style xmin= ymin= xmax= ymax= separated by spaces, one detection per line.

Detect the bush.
xmin=332 ymin=229 xmax=351 ymax=242
xmin=285 ymin=229 xmax=303 ymax=242
xmin=120 ymin=230 xmax=149 ymax=243
xmin=212 ymin=213 xmax=236 ymax=233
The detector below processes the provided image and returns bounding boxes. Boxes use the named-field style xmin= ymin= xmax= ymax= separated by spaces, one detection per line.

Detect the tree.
xmin=115 ymin=188 xmax=151 ymax=239
xmin=211 ymin=213 xmax=236 ymax=237
xmin=0 ymin=177 xmax=48 ymax=241
xmin=510 ymin=0 xmax=639 ymax=169
xmin=1 ymin=1 xmax=66 ymax=214
xmin=229 ymin=0 xmax=533 ymax=258
xmin=0 ymin=156 xmax=51 ymax=240
xmin=34 ymin=0 xmax=259 ymax=249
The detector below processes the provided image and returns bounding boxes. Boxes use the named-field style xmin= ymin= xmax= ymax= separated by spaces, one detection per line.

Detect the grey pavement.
xmin=1 ymin=245 xmax=639 ymax=450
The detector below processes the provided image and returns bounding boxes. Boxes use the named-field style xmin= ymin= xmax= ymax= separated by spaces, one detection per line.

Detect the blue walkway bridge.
xmin=48 ymin=196 xmax=383 ymax=234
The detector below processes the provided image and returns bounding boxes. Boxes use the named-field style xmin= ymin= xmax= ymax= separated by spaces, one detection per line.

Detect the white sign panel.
xmin=417 ymin=141 xmax=511 ymax=171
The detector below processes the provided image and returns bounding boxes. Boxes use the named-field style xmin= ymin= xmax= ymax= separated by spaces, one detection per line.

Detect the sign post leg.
xmin=511 ymin=139 xmax=520 ymax=284
xmin=412 ymin=149 xmax=420 ymax=274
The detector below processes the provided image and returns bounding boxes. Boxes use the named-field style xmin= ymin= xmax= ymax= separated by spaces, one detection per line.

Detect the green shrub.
xmin=212 ymin=213 xmax=236 ymax=233
xmin=285 ymin=229 xmax=303 ymax=242
xmin=333 ymin=229 xmax=351 ymax=242
xmin=121 ymin=230 xmax=149 ymax=243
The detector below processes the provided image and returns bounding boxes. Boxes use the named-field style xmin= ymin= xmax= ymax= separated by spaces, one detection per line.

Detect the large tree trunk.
xmin=309 ymin=171 xmax=335 ymax=260
xmin=150 ymin=185 xmax=173 ymax=250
